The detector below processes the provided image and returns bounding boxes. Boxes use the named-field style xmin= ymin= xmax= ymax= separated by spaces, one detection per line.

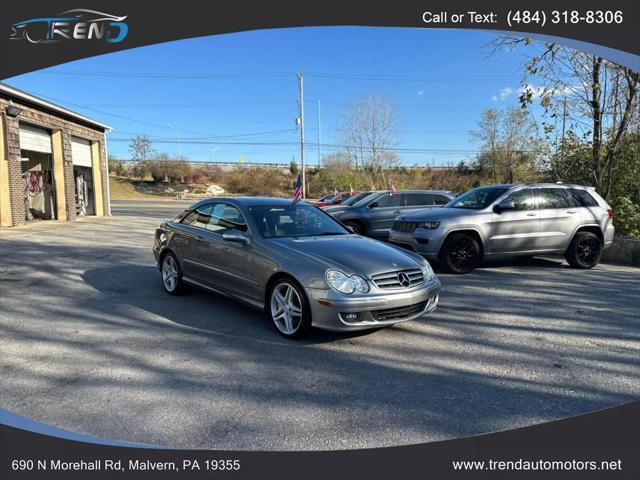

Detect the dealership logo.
xmin=10 ymin=9 xmax=128 ymax=44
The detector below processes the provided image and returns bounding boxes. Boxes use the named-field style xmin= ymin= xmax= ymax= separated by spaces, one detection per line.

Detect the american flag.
xmin=292 ymin=173 xmax=303 ymax=203
xmin=390 ymin=181 xmax=397 ymax=194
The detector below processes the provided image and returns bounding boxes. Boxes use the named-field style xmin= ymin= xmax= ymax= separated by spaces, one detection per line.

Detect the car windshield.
xmin=248 ymin=204 xmax=349 ymax=238
xmin=319 ymin=194 xmax=336 ymax=203
xmin=447 ymin=186 xmax=509 ymax=209
xmin=352 ymin=191 xmax=387 ymax=208
xmin=340 ymin=192 xmax=371 ymax=206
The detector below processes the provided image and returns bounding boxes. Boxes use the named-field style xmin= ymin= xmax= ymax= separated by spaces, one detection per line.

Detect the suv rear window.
xmin=404 ymin=193 xmax=433 ymax=206
xmin=373 ymin=193 xmax=403 ymax=208
xmin=536 ymin=188 xmax=573 ymax=209
xmin=568 ymin=189 xmax=599 ymax=207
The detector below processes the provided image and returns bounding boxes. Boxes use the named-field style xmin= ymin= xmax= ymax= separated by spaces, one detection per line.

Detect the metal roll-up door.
xmin=19 ymin=124 xmax=52 ymax=153
xmin=71 ymin=137 xmax=92 ymax=167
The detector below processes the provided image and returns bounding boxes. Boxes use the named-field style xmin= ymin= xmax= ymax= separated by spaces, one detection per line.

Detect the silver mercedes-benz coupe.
xmin=153 ymin=197 xmax=441 ymax=339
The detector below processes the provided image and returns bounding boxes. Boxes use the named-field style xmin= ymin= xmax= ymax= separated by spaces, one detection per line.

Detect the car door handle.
xmin=194 ymin=235 xmax=204 ymax=243
xmin=393 ymin=210 xmax=401 ymax=215
xmin=526 ymin=212 xmax=537 ymax=216
xmin=566 ymin=209 xmax=577 ymax=214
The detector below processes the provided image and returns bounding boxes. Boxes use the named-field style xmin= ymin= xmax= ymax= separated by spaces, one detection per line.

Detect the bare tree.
xmin=128 ymin=135 xmax=154 ymax=163
xmin=472 ymin=107 xmax=540 ymax=183
xmin=490 ymin=37 xmax=640 ymax=198
xmin=337 ymin=93 xmax=400 ymax=184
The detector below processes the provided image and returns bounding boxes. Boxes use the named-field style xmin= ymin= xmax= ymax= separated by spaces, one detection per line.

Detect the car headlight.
xmin=419 ymin=221 xmax=440 ymax=229
xmin=421 ymin=260 xmax=435 ymax=282
xmin=326 ymin=270 xmax=370 ymax=294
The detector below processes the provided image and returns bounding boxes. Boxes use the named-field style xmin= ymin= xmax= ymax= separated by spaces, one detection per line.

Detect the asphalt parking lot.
xmin=1 ymin=199 xmax=639 ymax=450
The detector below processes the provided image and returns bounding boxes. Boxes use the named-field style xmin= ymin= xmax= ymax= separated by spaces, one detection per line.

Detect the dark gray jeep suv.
xmin=325 ymin=190 xmax=455 ymax=239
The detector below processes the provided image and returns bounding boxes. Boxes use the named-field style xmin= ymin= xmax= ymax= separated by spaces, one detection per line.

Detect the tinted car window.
xmin=181 ymin=204 xmax=213 ymax=229
xmin=206 ymin=204 xmax=247 ymax=233
xmin=537 ymin=188 xmax=572 ymax=209
xmin=506 ymin=189 xmax=536 ymax=210
xmin=336 ymin=193 xmax=354 ymax=204
xmin=404 ymin=193 xmax=433 ymax=206
xmin=372 ymin=193 xmax=403 ymax=208
xmin=341 ymin=192 xmax=371 ymax=206
xmin=568 ymin=189 xmax=598 ymax=207
xmin=431 ymin=194 xmax=451 ymax=206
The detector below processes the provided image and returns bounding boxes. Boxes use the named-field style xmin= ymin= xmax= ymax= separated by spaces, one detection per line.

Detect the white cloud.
xmin=492 ymin=84 xmax=546 ymax=102
xmin=498 ymin=87 xmax=514 ymax=100
xmin=493 ymin=83 xmax=582 ymax=103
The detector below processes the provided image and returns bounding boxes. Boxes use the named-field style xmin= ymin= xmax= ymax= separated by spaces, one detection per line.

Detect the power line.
xmin=38 ymin=69 xmax=520 ymax=82
xmin=107 ymin=137 xmax=518 ymax=154
xmin=40 ymin=70 xmax=294 ymax=79
xmin=24 ymin=90 xmax=299 ymax=139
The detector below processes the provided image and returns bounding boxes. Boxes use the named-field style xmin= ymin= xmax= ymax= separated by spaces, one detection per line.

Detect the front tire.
xmin=267 ymin=279 xmax=312 ymax=339
xmin=439 ymin=233 xmax=481 ymax=274
xmin=160 ymin=252 xmax=185 ymax=295
xmin=565 ymin=231 xmax=603 ymax=269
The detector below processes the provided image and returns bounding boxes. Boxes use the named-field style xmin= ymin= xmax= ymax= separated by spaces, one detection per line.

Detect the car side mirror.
xmin=222 ymin=230 xmax=249 ymax=244
xmin=494 ymin=199 xmax=515 ymax=213
xmin=368 ymin=202 xmax=378 ymax=209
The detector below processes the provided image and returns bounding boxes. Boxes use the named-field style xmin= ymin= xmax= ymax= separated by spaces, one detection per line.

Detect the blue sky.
xmin=6 ymin=27 xmax=533 ymax=166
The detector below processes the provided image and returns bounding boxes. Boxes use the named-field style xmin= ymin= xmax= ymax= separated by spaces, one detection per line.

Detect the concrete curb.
xmin=603 ymin=236 xmax=640 ymax=267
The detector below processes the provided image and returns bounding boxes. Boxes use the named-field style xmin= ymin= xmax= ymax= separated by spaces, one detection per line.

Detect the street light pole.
xmin=317 ymin=99 xmax=321 ymax=168
xmin=297 ymin=73 xmax=305 ymax=198
xmin=210 ymin=147 xmax=221 ymax=162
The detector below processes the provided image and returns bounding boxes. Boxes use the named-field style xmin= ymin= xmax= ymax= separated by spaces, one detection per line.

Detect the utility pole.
xmin=560 ymin=97 xmax=567 ymax=154
xmin=168 ymin=123 xmax=181 ymax=160
xmin=296 ymin=73 xmax=306 ymax=198
xmin=317 ymin=99 xmax=321 ymax=168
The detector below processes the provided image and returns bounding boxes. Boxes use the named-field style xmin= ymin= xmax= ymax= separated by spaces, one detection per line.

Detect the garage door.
xmin=19 ymin=124 xmax=52 ymax=153
xmin=71 ymin=137 xmax=92 ymax=167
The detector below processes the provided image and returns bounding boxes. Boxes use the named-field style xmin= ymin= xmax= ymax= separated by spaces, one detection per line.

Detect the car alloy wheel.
xmin=566 ymin=231 xmax=603 ymax=269
xmin=448 ymin=237 xmax=477 ymax=271
xmin=161 ymin=253 xmax=181 ymax=294
xmin=576 ymin=236 xmax=601 ymax=264
xmin=270 ymin=282 xmax=304 ymax=335
xmin=441 ymin=233 xmax=480 ymax=274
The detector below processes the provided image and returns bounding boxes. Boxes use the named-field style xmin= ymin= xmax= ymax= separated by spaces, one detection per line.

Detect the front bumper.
xmin=306 ymin=280 xmax=441 ymax=331
xmin=388 ymin=229 xmax=444 ymax=259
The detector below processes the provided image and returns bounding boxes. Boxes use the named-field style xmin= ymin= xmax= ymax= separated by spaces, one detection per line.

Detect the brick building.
xmin=0 ymin=83 xmax=110 ymax=227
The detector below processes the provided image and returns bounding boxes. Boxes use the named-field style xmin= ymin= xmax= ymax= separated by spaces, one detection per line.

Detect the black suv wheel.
xmin=565 ymin=231 xmax=603 ymax=269
xmin=439 ymin=233 xmax=481 ymax=274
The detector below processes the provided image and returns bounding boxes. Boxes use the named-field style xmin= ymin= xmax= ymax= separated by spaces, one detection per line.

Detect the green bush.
xmin=611 ymin=196 xmax=640 ymax=237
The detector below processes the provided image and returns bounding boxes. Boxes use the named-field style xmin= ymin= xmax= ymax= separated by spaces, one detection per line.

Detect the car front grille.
xmin=392 ymin=221 xmax=419 ymax=233
xmin=371 ymin=269 xmax=423 ymax=289
xmin=371 ymin=301 xmax=427 ymax=321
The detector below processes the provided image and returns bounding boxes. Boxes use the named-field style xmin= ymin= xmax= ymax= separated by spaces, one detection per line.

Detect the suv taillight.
xmin=607 ymin=208 xmax=615 ymax=218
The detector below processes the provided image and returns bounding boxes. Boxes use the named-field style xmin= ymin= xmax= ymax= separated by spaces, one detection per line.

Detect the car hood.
xmin=269 ymin=235 xmax=421 ymax=276
xmin=398 ymin=207 xmax=481 ymax=222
